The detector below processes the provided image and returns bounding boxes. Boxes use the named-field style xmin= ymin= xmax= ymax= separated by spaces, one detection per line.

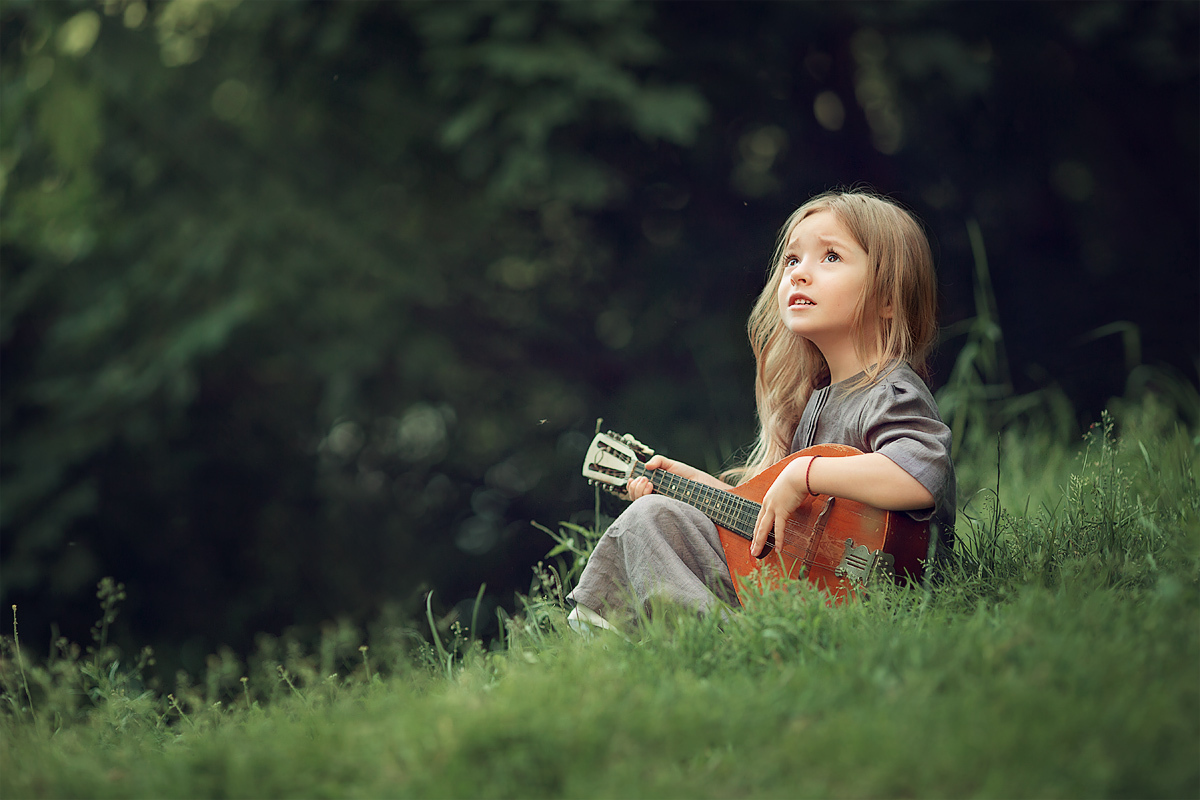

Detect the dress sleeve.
xmin=858 ymin=378 xmax=955 ymax=524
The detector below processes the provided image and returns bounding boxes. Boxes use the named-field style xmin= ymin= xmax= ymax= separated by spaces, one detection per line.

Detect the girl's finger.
xmin=751 ymin=509 xmax=769 ymax=557
xmin=628 ymin=476 xmax=653 ymax=499
xmin=774 ymin=512 xmax=788 ymax=554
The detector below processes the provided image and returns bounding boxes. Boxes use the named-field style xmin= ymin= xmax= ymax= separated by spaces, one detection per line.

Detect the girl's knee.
xmin=628 ymin=494 xmax=682 ymax=521
xmin=626 ymin=495 xmax=705 ymax=533
xmin=606 ymin=496 xmax=707 ymax=549
xmin=603 ymin=496 xmax=676 ymax=541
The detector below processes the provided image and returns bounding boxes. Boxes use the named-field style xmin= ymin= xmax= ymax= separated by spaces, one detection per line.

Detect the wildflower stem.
xmin=277 ymin=665 xmax=311 ymax=708
xmin=12 ymin=605 xmax=36 ymax=720
xmin=168 ymin=693 xmax=196 ymax=731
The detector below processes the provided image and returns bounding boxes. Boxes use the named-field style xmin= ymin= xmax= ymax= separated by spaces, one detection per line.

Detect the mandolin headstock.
xmin=581 ymin=431 xmax=655 ymax=497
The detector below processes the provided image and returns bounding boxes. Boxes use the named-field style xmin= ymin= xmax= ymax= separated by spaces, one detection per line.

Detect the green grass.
xmin=2 ymin=389 xmax=1197 ymax=799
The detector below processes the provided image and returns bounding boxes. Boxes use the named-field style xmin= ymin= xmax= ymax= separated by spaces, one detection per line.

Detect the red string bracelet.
xmin=805 ymin=455 xmax=820 ymax=496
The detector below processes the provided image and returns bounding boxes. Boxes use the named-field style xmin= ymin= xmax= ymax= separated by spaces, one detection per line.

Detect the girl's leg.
xmin=567 ymin=495 xmax=739 ymax=628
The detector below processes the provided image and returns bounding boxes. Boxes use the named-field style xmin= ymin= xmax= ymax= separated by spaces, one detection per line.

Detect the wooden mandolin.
xmin=582 ymin=431 xmax=929 ymax=604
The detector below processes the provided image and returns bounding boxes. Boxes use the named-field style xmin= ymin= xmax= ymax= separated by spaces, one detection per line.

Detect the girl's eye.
xmin=783 ymin=252 xmax=838 ymax=269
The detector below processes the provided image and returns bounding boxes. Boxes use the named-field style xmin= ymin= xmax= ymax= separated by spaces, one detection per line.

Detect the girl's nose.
xmin=789 ymin=268 xmax=809 ymax=286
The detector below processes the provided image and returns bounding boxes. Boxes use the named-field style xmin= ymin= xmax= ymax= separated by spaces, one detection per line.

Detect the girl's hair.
xmin=726 ymin=189 xmax=938 ymax=483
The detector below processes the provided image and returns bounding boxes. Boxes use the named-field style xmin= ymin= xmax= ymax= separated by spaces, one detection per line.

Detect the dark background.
xmin=2 ymin=0 xmax=1197 ymax=674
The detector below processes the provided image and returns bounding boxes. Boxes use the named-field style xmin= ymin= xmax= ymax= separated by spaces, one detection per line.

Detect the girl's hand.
xmin=626 ymin=455 xmax=670 ymax=500
xmin=627 ymin=476 xmax=654 ymax=500
xmin=750 ymin=456 xmax=812 ymax=558
xmin=627 ymin=455 xmax=731 ymax=501
xmin=749 ymin=452 xmax=935 ymax=557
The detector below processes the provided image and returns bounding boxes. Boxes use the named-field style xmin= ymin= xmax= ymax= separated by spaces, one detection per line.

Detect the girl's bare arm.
xmin=750 ymin=453 xmax=933 ymax=557
xmin=627 ymin=454 xmax=734 ymax=500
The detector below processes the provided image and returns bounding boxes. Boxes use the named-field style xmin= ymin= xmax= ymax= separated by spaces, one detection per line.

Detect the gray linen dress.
xmin=567 ymin=363 xmax=956 ymax=627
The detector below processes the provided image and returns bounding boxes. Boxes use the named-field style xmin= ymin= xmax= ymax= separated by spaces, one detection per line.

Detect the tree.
xmin=2 ymin=0 xmax=1195 ymax=671
xmin=1 ymin=0 xmax=709 ymax=666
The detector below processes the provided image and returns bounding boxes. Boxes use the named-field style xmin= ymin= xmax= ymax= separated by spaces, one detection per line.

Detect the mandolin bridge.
xmin=835 ymin=539 xmax=895 ymax=585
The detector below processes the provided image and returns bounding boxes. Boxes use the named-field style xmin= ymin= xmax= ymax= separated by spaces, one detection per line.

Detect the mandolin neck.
xmin=631 ymin=463 xmax=760 ymax=541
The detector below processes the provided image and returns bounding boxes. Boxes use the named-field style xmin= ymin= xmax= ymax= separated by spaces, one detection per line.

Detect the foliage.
xmin=1 ymin=0 xmax=1197 ymax=677
xmin=1 ymin=0 xmax=711 ymax=667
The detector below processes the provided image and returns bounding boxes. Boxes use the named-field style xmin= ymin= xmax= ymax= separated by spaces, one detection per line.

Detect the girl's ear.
xmin=879 ymin=299 xmax=895 ymax=320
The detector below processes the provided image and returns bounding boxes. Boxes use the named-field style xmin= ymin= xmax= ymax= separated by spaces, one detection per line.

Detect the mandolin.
xmin=582 ymin=431 xmax=929 ymax=604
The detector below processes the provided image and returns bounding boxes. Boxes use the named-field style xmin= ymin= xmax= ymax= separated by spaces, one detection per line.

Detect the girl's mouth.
xmin=788 ymin=292 xmax=816 ymax=308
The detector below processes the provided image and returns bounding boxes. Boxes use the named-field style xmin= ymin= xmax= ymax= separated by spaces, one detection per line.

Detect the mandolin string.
xmin=635 ymin=464 xmax=872 ymax=565
xmin=639 ymin=462 xmax=883 ymax=532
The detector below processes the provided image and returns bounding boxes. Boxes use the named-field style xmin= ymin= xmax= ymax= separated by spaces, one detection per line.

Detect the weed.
xmin=8 ymin=606 xmax=36 ymax=724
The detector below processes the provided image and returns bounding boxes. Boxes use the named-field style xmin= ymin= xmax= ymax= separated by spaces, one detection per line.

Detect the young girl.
xmin=567 ymin=189 xmax=956 ymax=631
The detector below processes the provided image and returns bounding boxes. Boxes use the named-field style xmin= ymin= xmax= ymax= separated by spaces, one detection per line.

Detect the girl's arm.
xmin=750 ymin=453 xmax=933 ymax=558
xmin=627 ymin=454 xmax=733 ymax=500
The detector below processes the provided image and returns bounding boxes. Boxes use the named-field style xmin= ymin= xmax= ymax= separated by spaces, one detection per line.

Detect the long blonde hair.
xmin=725 ymin=189 xmax=938 ymax=483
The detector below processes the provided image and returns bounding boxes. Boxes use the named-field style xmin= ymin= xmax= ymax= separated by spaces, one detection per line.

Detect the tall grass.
xmin=2 ymin=385 xmax=1195 ymax=799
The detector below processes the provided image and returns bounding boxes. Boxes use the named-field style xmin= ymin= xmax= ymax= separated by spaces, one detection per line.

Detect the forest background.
xmin=2 ymin=0 xmax=1197 ymax=677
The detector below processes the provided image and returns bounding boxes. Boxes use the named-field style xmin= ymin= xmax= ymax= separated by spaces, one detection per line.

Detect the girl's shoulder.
xmin=833 ymin=361 xmax=934 ymax=404
xmin=840 ymin=362 xmax=943 ymax=424
xmin=875 ymin=362 xmax=936 ymax=401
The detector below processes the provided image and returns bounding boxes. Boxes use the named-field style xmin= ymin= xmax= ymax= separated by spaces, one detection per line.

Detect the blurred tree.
xmin=1 ymin=0 xmax=1195 ymax=672
xmin=1 ymin=0 xmax=710 ymax=667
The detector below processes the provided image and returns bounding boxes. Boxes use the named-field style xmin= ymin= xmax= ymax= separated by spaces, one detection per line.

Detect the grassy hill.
xmin=2 ymin=394 xmax=1197 ymax=799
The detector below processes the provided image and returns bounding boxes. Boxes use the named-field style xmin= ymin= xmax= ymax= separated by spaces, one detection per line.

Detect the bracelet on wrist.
xmin=805 ymin=455 xmax=820 ymax=497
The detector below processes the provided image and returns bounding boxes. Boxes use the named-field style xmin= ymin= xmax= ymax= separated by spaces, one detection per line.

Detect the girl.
xmin=567 ymin=189 xmax=956 ymax=632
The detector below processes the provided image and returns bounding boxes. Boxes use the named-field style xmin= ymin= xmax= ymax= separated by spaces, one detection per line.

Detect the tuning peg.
xmin=618 ymin=433 xmax=654 ymax=460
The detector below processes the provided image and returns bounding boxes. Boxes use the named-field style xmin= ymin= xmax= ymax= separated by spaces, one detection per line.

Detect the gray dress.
xmin=568 ymin=363 xmax=956 ymax=626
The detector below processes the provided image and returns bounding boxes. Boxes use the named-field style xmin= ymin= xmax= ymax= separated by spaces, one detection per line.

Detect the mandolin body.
xmin=719 ymin=443 xmax=930 ymax=604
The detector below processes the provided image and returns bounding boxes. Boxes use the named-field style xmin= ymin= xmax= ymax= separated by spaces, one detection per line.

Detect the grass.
xmin=4 ymin=579 xmax=1196 ymax=799
xmin=1 ymin=386 xmax=1196 ymax=799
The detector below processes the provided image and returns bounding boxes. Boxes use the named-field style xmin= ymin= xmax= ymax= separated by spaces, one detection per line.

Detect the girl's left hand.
xmin=750 ymin=456 xmax=813 ymax=558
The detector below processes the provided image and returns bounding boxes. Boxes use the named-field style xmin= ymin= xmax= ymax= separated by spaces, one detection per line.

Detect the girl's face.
xmin=775 ymin=210 xmax=876 ymax=352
